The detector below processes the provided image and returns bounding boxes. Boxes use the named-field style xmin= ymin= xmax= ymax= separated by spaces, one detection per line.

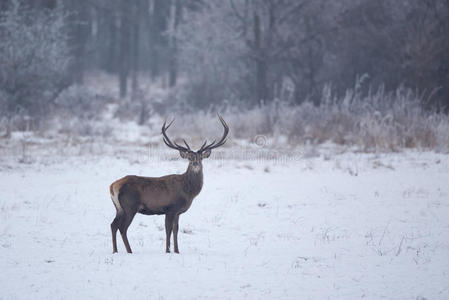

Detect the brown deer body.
xmin=110 ymin=115 xmax=229 ymax=254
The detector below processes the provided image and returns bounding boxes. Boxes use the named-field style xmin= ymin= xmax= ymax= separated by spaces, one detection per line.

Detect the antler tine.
xmin=199 ymin=139 xmax=216 ymax=152
xmin=182 ymin=139 xmax=191 ymax=150
xmin=161 ymin=118 xmax=177 ymax=148
xmin=199 ymin=114 xmax=229 ymax=153
xmin=198 ymin=140 xmax=208 ymax=152
xmin=163 ymin=137 xmax=175 ymax=149
xmin=164 ymin=118 xmax=174 ymax=130
xmin=161 ymin=118 xmax=190 ymax=152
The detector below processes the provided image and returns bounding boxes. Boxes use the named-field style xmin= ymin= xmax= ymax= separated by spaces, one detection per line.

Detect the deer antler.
xmin=198 ymin=114 xmax=229 ymax=153
xmin=161 ymin=119 xmax=192 ymax=152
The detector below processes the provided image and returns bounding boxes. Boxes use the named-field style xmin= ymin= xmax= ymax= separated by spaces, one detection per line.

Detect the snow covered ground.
xmin=0 ymin=148 xmax=449 ymax=299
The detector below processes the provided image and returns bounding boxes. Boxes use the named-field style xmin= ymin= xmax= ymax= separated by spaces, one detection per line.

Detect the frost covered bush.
xmin=0 ymin=2 xmax=70 ymax=118
xmin=52 ymin=83 xmax=117 ymax=138
xmin=168 ymin=85 xmax=449 ymax=152
xmin=55 ymin=85 xmax=106 ymax=121
xmin=56 ymin=117 xmax=113 ymax=138
xmin=114 ymin=96 xmax=153 ymax=126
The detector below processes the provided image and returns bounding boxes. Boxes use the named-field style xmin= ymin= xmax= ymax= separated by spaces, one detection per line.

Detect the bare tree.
xmin=131 ymin=0 xmax=142 ymax=97
xmin=168 ymin=0 xmax=182 ymax=87
xmin=176 ymin=0 xmax=335 ymax=106
xmin=118 ymin=0 xmax=130 ymax=98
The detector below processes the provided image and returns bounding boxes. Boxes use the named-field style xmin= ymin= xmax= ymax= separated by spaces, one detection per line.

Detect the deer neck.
xmin=183 ymin=163 xmax=203 ymax=197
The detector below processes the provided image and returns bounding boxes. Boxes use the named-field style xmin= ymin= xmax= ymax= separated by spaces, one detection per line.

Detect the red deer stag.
xmin=110 ymin=115 xmax=229 ymax=254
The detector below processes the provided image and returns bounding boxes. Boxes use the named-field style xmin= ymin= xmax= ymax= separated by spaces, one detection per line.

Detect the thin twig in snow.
xmin=378 ymin=221 xmax=391 ymax=246
xmin=396 ymin=236 xmax=405 ymax=256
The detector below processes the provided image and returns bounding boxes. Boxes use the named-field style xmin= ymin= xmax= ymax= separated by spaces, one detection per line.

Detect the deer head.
xmin=161 ymin=114 xmax=229 ymax=172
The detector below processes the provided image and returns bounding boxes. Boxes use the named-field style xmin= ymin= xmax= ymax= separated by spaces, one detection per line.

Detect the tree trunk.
xmin=119 ymin=2 xmax=130 ymax=98
xmin=68 ymin=0 xmax=89 ymax=84
xmin=253 ymin=12 xmax=267 ymax=106
xmin=148 ymin=0 xmax=159 ymax=79
xmin=168 ymin=0 xmax=181 ymax=87
xmin=107 ymin=10 xmax=117 ymax=73
xmin=131 ymin=1 xmax=141 ymax=98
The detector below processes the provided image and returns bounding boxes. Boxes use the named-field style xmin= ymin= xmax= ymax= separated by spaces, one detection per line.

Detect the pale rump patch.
xmin=111 ymin=184 xmax=123 ymax=214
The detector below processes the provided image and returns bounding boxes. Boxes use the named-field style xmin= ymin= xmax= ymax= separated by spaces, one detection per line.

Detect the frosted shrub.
xmin=0 ymin=2 xmax=70 ymax=119
xmin=55 ymin=85 xmax=105 ymax=121
xmin=163 ymin=84 xmax=449 ymax=152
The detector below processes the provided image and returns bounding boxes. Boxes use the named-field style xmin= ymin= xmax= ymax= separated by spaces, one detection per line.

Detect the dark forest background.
xmin=1 ymin=0 xmax=449 ymax=151
xmin=1 ymin=0 xmax=449 ymax=111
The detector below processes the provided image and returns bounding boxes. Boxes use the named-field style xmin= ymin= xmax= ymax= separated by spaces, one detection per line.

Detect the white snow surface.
xmin=1 ymin=150 xmax=449 ymax=299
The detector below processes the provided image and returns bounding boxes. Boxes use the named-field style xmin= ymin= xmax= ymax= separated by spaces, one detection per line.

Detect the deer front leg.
xmin=173 ymin=214 xmax=180 ymax=253
xmin=165 ymin=213 xmax=175 ymax=253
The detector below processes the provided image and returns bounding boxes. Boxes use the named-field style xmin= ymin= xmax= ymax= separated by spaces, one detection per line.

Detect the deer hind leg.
xmin=173 ymin=214 xmax=180 ymax=254
xmin=165 ymin=213 xmax=175 ymax=253
xmin=119 ymin=211 xmax=136 ymax=253
xmin=111 ymin=215 xmax=121 ymax=253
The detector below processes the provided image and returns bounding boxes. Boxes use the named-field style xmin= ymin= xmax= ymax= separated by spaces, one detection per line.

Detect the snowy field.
xmin=1 ymin=148 xmax=449 ymax=299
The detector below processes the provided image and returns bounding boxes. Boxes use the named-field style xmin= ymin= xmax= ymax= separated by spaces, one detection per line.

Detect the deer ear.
xmin=179 ymin=151 xmax=188 ymax=159
xmin=201 ymin=149 xmax=211 ymax=159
